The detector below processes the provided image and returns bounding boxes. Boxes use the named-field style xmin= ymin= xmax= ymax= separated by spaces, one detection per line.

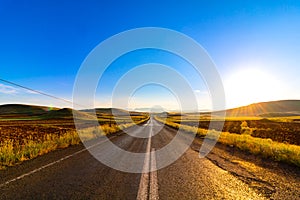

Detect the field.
xmin=167 ymin=115 xmax=300 ymax=145
xmin=156 ymin=114 xmax=300 ymax=167
xmin=0 ymin=113 xmax=149 ymax=169
xmin=0 ymin=120 xmax=75 ymax=145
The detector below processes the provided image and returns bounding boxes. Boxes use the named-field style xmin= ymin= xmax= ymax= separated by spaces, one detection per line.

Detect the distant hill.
xmin=0 ymin=104 xmax=148 ymax=120
xmin=43 ymin=108 xmax=73 ymax=118
xmin=0 ymin=104 xmax=54 ymax=114
xmin=43 ymin=108 xmax=95 ymax=119
xmin=0 ymin=104 xmax=93 ymax=120
xmin=2 ymin=100 xmax=299 ymax=119
xmin=221 ymin=100 xmax=300 ymax=117
xmin=83 ymin=108 xmax=130 ymax=116
xmin=0 ymin=104 xmax=56 ymax=118
xmin=0 ymin=104 xmax=91 ymax=119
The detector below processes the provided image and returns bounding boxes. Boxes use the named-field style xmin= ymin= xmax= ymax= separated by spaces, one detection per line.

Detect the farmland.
xmin=0 ymin=108 xmax=149 ymax=169
xmin=0 ymin=120 xmax=75 ymax=145
xmin=167 ymin=115 xmax=300 ymax=145
xmin=156 ymin=114 xmax=300 ymax=167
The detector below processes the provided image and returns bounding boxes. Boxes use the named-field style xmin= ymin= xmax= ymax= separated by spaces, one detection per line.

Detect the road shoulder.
xmin=191 ymin=138 xmax=300 ymax=199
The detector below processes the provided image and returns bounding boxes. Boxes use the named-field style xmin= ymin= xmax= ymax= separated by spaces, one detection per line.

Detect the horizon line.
xmin=0 ymin=99 xmax=299 ymax=113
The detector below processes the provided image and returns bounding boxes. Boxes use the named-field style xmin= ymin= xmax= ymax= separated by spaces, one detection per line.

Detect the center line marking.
xmin=137 ymin=120 xmax=159 ymax=200
xmin=136 ymin=126 xmax=152 ymax=200
xmin=0 ymin=136 xmax=116 ymax=188
xmin=150 ymin=148 xmax=159 ymax=200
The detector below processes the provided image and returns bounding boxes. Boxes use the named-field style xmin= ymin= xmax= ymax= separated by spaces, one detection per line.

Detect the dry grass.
xmin=210 ymin=130 xmax=300 ymax=167
xmin=0 ymin=115 xmax=149 ymax=169
xmin=0 ymin=130 xmax=80 ymax=168
xmin=155 ymin=116 xmax=300 ymax=167
xmin=78 ymin=117 xmax=150 ymax=140
xmin=155 ymin=117 xmax=208 ymax=136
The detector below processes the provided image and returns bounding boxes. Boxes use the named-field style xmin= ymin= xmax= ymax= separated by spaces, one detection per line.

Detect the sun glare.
xmin=224 ymin=68 xmax=285 ymax=108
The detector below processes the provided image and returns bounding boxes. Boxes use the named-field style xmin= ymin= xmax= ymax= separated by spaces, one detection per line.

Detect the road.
xmin=0 ymin=117 xmax=299 ymax=199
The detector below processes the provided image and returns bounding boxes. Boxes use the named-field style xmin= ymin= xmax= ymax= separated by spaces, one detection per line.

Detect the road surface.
xmin=0 ymin=117 xmax=299 ymax=199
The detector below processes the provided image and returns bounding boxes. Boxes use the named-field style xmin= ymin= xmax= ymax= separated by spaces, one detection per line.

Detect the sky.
xmin=0 ymin=0 xmax=300 ymax=111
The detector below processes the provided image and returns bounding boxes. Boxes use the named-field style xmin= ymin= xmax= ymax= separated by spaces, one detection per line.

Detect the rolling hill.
xmin=42 ymin=108 xmax=93 ymax=119
xmin=0 ymin=104 xmax=54 ymax=114
xmin=0 ymin=104 xmax=56 ymax=119
xmin=1 ymin=100 xmax=299 ymax=119
xmin=83 ymin=108 xmax=130 ymax=116
xmin=0 ymin=104 xmax=142 ymax=119
xmin=0 ymin=104 xmax=90 ymax=119
xmin=221 ymin=100 xmax=300 ymax=117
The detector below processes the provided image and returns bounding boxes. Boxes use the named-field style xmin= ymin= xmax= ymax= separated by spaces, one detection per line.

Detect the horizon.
xmin=1 ymin=1 xmax=300 ymax=110
xmin=1 ymin=99 xmax=299 ymax=113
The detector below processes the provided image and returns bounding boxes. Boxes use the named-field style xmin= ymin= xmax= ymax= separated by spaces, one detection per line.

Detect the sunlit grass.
xmin=155 ymin=116 xmax=300 ymax=167
xmin=215 ymin=131 xmax=300 ymax=167
xmin=0 ymin=115 xmax=149 ymax=169
xmin=155 ymin=117 xmax=208 ymax=136
xmin=0 ymin=131 xmax=80 ymax=168
xmin=168 ymin=114 xmax=300 ymax=122
xmin=166 ymin=115 xmax=264 ymax=122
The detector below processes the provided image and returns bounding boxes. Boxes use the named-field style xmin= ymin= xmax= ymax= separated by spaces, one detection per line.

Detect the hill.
xmin=0 ymin=104 xmax=92 ymax=120
xmin=43 ymin=108 xmax=95 ymax=119
xmin=2 ymin=100 xmax=299 ymax=119
xmin=0 ymin=104 xmax=147 ymax=120
xmin=0 ymin=104 xmax=54 ymax=114
xmin=0 ymin=104 xmax=56 ymax=119
xmin=83 ymin=108 xmax=130 ymax=116
xmin=221 ymin=100 xmax=300 ymax=117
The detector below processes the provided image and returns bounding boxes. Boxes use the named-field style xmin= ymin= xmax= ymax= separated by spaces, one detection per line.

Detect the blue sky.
xmin=1 ymin=1 xmax=300 ymax=110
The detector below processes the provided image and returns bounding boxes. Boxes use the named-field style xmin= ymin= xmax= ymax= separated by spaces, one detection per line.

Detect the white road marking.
xmin=136 ymin=126 xmax=152 ymax=200
xmin=0 ymin=136 xmax=116 ymax=188
xmin=137 ymin=121 xmax=159 ymax=200
xmin=150 ymin=148 xmax=159 ymax=200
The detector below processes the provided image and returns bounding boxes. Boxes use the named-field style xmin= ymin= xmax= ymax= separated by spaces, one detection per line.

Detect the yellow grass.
xmin=0 ymin=115 xmax=149 ymax=169
xmin=155 ymin=116 xmax=300 ymax=167
xmin=166 ymin=115 xmax=265 ymax=122
xmin=0 ymin=130 xmax=80 ymax=168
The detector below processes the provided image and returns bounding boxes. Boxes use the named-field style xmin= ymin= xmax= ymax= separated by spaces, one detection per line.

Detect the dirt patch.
xmin=191 ymin=138 xmax=300 ymax=199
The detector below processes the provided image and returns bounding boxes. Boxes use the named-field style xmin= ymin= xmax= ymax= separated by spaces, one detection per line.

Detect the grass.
xmin=216 ymin=131 xmax=300 ymax=167
xmin=0 ymin=131 xmax=80 ymax=169
xmin=0 ymin=115 xmax=149 ymax=169
xmin=155 ymin=117 xmax=208 ymax=136
xmin=165 ymin=115 xmax=264 ymax=122
xmin=78 ymin=117 xmax=150 ymax=140
xmin=155 ymin=116 xmax=300 ymax=167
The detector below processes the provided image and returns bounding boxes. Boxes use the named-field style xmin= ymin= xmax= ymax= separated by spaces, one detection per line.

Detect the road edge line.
xmin=0 ymin=136 xmax=115 ymax=188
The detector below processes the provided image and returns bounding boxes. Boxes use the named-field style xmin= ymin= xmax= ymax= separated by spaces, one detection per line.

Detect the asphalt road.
xmin=0 ymin=117 xmax=299 ymax=199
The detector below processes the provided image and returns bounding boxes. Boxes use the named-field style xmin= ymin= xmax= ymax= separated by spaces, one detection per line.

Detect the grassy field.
xmin=156 ymin=115 xmax=300 ymax=167
xmin=165 ymin=115 xmax=300 ymax=145
xmin=0 ymin=114 xmax=149 ymax=169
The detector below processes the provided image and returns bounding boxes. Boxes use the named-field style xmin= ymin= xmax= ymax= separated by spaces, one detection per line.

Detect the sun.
xmin=224 ymin=68 xmax=284 ymax=108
